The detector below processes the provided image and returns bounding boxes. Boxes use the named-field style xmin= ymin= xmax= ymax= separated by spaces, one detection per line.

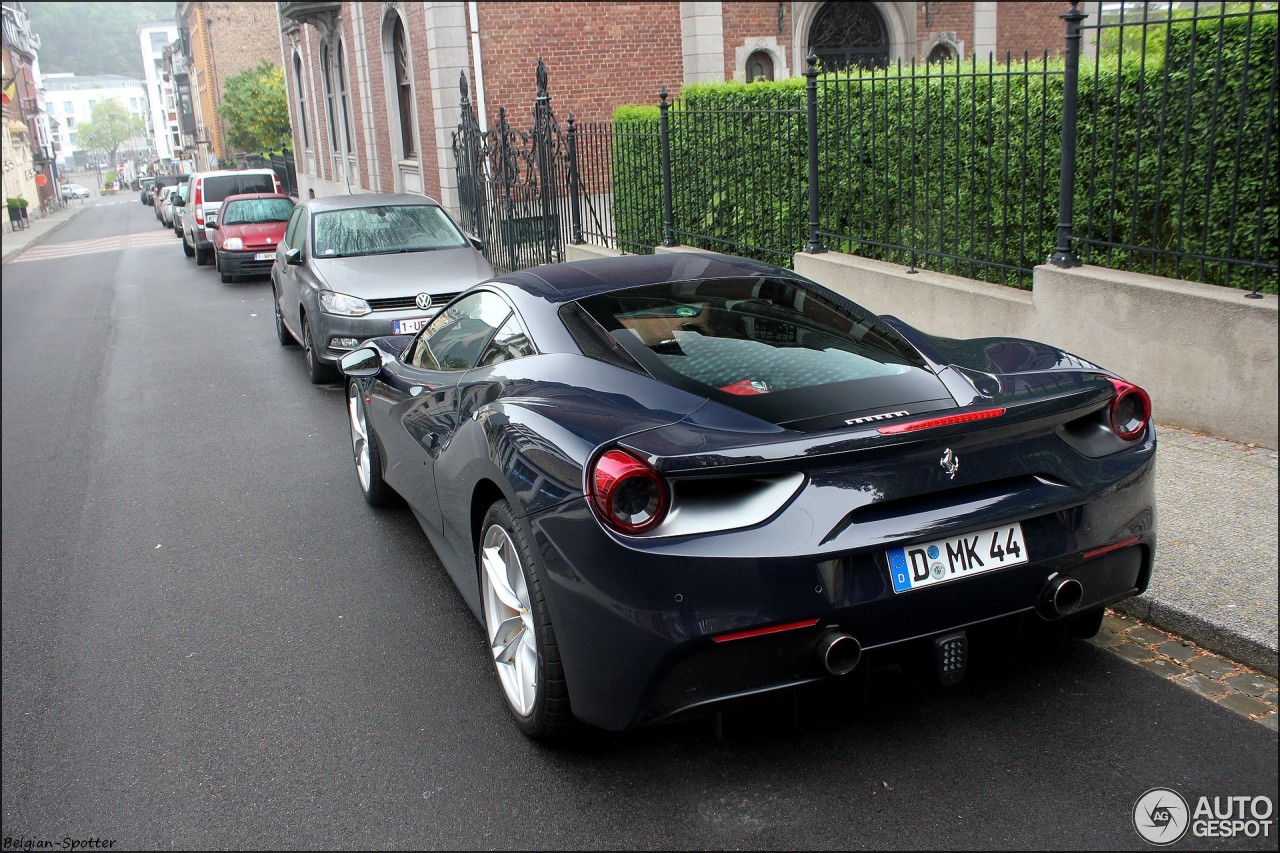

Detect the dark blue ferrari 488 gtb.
xmin=337 ymin=253 xmax=1156 ymax=738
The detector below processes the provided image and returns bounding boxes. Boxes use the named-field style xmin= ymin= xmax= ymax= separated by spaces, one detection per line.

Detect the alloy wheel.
xmin=347 ymin=382 xmax=371 ymax=492
xmin=480 ymin=523 xmax=538 ymax=717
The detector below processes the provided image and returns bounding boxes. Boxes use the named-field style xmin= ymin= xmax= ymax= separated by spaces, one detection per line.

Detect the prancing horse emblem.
xmin=940 ymin=448 xmax=960 ymax=479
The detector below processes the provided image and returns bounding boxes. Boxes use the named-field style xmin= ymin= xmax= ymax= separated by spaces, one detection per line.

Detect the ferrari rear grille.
xmin=368 ymin=292 xmax=461 ymax=312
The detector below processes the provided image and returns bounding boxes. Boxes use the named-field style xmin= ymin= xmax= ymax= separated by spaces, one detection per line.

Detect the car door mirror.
xmin=339 ymin=347 xmax=380 ymax=377
xmin=171 ymin=195 xmax=184 ymax=206
xmin=206 ymin=220 xmax=218 ymax=230
xmin=467 ymin=234 xmax=484 ymax=252
xmin=285 ymin=247 xmax=303 ymax=266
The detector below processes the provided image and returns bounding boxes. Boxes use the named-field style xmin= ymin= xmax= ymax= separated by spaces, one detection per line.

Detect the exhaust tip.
xmin=815 ymin=631 xmax=862 ymax=676
xmin=1039 ymin=576 xmax=1084 ymax=618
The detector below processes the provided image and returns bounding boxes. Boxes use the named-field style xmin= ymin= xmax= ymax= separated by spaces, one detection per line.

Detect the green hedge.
xmin=1075 ymin=13 xmax=1278 ymax=289
xmin=612 ymin=12 xmax=1277 ymax=292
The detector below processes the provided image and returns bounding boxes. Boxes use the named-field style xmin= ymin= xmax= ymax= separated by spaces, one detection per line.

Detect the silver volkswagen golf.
xmin=271 ymin=193 xmax=495 ymax=383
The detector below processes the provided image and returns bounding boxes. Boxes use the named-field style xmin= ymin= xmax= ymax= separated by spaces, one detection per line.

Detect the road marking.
xmin=10 ymin=231 xmax=181 ymax=263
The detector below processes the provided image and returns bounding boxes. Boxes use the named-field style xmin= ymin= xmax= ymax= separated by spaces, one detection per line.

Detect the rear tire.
xmin=182 ymin=235 xmax=194 ymax=257
xmin=1067 ymin=606 xmax=1106 ymax=639
xmin=479 ymin=500 xmax=573 ymax=739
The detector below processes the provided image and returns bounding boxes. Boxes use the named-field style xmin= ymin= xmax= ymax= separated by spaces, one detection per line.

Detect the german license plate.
xmin=254 ymin=252 xmax=275 ymax=261
xmin=887 ymin=522 xmax=1027 ymax=594
xmin=394 ymin=316 xmax=430 ymax=335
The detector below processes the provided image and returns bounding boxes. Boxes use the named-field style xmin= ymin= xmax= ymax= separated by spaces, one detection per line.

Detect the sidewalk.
xmin=2 ymin=210 xmax=1276 ymax=675
xmin=2 ymin=196 xmax=89 ymax=263
xmin=1117 ymin=425 xmax=1278 ymax=676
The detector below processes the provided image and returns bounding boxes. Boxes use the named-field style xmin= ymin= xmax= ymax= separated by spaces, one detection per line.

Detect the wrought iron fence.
xmin=461 ymin=3 xmax=1277 ymax=294
xmin=814 ymin=54 xmax=1061 ymax=287
xmin=1072 ymin=2 xmax=1278 ymax=293
xmin=451 ymin=61 xmax=615 ymax=274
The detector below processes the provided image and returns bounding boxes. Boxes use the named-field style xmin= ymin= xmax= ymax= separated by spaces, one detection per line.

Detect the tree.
xmin=77 ymin=99 xmax=144 ymax=173
xmin=219 ymin=60 xmax=292 ymax=155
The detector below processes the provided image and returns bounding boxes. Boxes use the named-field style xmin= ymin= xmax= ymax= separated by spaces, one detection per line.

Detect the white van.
xmin=178 ymin=169 xmax=282 ymax=265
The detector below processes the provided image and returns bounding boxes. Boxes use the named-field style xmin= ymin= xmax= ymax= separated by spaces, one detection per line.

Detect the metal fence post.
xmin=1050 ymin=2 xmax=1087 ymax=267
xmin=805 ymin=54 xmax=826 ymax=254
xmin=659 ymin=86 xmax=676 ymax=247
xmin=566 ymin=113 xmax=584 ymax=245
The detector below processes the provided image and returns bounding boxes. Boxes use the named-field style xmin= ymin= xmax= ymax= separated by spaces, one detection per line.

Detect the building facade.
xmin=276 ymin=1 xmax=1067 ymax=216
xmin=2 ymin=0 xmax=53 ymax=215
xmin=177 ymin=1 xmax=288 ymax=170
xmin=43 ymin=74 xmax=151 ymax=174
xmin=138 ymin=21 xmax=181 ymax=162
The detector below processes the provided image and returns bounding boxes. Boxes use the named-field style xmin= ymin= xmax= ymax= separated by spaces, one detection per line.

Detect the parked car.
xmin=335 ymin=252 xmax=1157 ymax=738
xmin=139 ymin=176 xmax=156 ymax=205
xmin=176 ymin=168 xmax=281 ymax=266
xmin=271 ymin=192 xmax=493 ymax=383
xmin=154 ymin=186 xmax=175 ymax=226
xmin=172 ymin=185 xmax=187 ymax=238
xmin=60 ymin=183 xmax=90 ymax=200
xmin=208 ymin=193 xmax=295 ymax=283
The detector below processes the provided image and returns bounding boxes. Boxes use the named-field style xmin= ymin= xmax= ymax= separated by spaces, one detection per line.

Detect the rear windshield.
xmin=202 ymin=173 xmax=276 ymax=203
xmin=573 ymin=277 xmax=942 ymax=427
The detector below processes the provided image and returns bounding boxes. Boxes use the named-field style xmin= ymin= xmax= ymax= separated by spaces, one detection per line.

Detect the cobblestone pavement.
xmin=1091 ymin=610 xmax=1278 ymax=730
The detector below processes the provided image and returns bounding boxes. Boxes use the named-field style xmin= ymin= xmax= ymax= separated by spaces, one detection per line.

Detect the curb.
xmin=2 ymin=204 xmax=88 ymax=264
xmin=1115 ymin=596 xmax=1279 ymax=679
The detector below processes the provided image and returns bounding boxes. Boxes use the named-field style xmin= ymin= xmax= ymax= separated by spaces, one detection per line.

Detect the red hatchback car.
xmin=209 ymin=193 xmax=296 ymax=283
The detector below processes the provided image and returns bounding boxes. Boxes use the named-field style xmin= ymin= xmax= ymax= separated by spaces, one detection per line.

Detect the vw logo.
xmin=415 ymin=293 xmax=433 ymax=311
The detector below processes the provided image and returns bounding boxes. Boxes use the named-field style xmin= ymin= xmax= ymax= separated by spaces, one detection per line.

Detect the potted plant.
xmin=6 ymin=196 xmax=29 ymax=229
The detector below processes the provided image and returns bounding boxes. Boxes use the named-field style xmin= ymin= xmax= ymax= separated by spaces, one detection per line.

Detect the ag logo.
xmin=1134 ymin=787 xmax=1190 ymax=845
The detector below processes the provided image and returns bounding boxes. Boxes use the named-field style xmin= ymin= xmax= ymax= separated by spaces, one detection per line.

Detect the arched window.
xmin=292 ymin=51 xmax=310 ymax=150
xmin=808 ymin=2 xmax=890 ymax=72
xmin=320 ymin=43 xmax=338 ymax=154
xmin=927 ymin=43 xmax=957 ymax=64
xmin=392 ymin=15 xmax=416 ymax=158
xmin=745 ymin=50 xmax=775 ymax=82
xmin=335 ymin=40 xmax=354 ymax=154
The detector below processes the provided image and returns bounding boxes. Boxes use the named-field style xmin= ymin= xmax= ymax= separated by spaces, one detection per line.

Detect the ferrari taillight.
xmin=1107 ymin=378 xmax=1151 ymax=440
xmin=589 ymin=449 xmax=669 ymax=534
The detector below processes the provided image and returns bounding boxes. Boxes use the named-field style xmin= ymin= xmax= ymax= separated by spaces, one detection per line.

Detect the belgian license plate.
xmin=394 ymin=316 xmax=430 ymax=335
xmin=254 ymin=251 xmax=275 ymax=261
xmin=887 ymin=522 xmax=1028 ymax=594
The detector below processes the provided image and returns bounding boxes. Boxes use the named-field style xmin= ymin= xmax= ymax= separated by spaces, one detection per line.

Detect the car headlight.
xmin=223 ymin=237 xmax=243 ymax=250
xmin=319 ymin=291 xmax=372 ymax=316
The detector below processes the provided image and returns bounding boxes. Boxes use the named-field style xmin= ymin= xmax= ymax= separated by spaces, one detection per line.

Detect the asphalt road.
xmin=2 ymin=200 xmax=1276 ymax=850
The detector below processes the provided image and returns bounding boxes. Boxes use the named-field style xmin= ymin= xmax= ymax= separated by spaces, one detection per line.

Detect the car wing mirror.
xmin=285 ymin=247 xmax=303 ymax=266
xmin=171 ymin=195 xmax=184 ymax=206
xmin=467 ymin=234 xmax=484 ymax=252
xmin=340 ymin=347 xmax=380 ymax=377
xmin=206 ymin=220 xmax=218 ymax=230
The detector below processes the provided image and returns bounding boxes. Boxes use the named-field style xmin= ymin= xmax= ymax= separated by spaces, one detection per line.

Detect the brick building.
xmin=278 ymin=1 xmax=1069 ymax=214
xmin=2 ymin=0 xmax=52 ymax=215
xmin=177 ymin=1 xmax=283 ymax=169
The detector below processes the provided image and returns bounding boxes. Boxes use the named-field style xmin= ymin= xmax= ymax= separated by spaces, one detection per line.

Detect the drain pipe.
xmin=467 ymin=1 xmax=489 ymax=132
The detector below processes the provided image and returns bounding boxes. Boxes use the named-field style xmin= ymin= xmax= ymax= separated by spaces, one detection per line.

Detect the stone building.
xmin=44 ymin=74 xmax=152 ymax=173
xmin=138 ymin=21 xmax=182 ymax=163
xmin=276 ymin=1 xmax=1068 ymax=214
xmin=2 ymin=0 xmax=50 ymax=215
